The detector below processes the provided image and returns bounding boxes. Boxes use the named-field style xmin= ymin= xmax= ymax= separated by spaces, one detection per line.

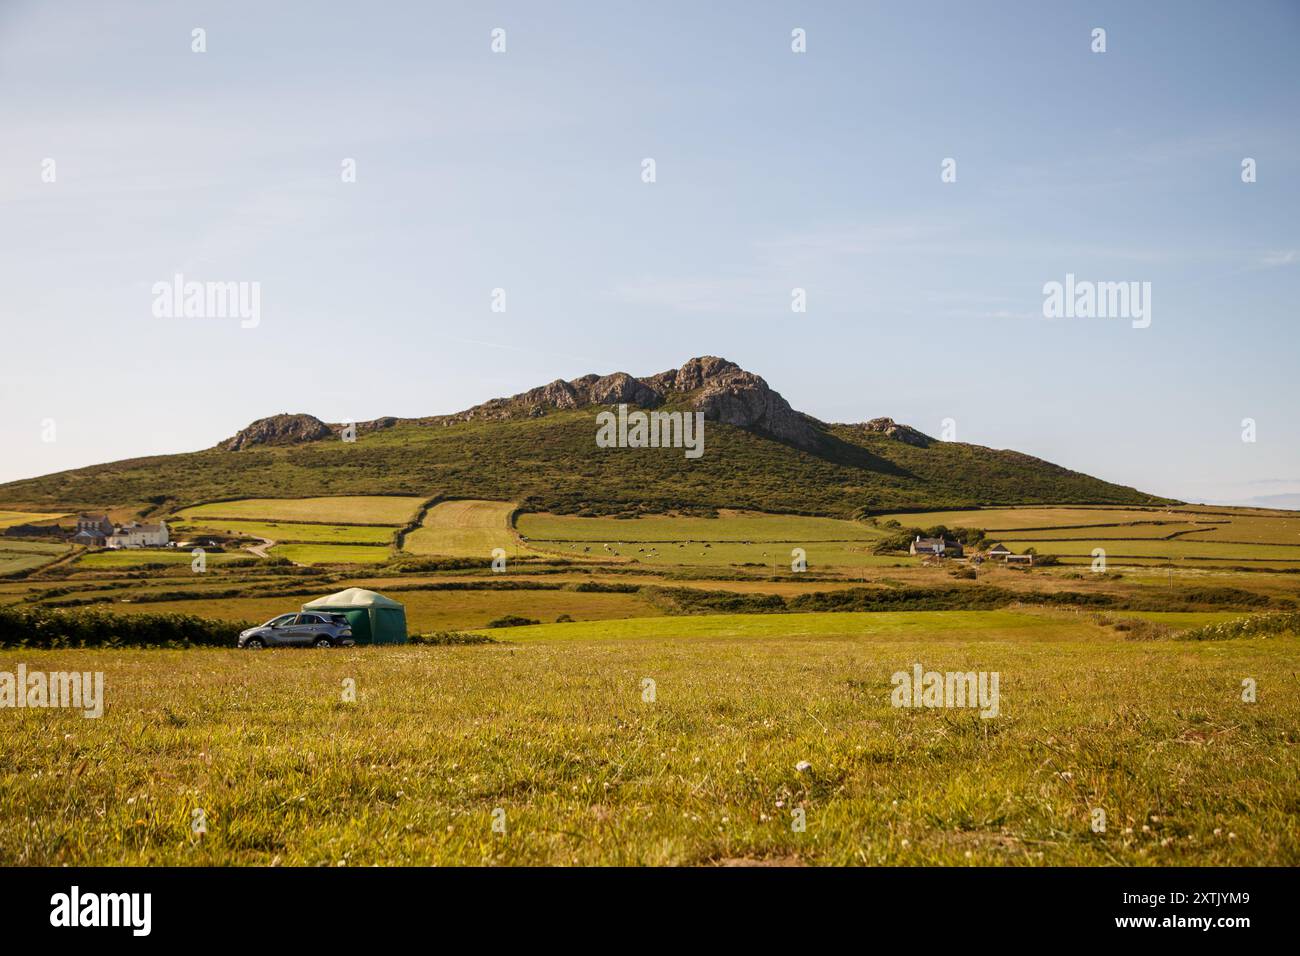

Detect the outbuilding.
xmin=301 ymin=587 xmax=408 ymax=645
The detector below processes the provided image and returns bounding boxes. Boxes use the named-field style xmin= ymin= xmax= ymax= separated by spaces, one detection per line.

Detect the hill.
xmin=0 ymin=356 xmax=1170 ymax=516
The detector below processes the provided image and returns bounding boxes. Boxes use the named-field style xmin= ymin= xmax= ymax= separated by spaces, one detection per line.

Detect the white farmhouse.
xmin=105 ymin=521 xmax=169 ymax=549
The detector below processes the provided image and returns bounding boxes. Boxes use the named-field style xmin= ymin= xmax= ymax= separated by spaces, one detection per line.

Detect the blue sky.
xmin=1 ymin=0 xmax=1297 ymax=505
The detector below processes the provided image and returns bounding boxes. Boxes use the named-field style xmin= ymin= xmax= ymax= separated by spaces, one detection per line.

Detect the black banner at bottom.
xmin=0 ymin=866 xmax=1279 ymax=943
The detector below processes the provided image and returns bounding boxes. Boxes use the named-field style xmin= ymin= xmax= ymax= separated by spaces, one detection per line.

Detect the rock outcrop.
xmin=855 ymin=417 xmax=933 ymax=447
xmin=685 ymin=361 xmax=820 ymax=450
xmin=222 ymin=413 xmax=332 ymax=450
xmin=588 ymin=372 xmax=662 ymax=408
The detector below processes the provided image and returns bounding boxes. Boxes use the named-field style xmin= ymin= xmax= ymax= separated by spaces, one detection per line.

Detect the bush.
xmin=0 ymin=605 xmax=250 ymax=649
xmin=484 ymin=615 xmax=541 ymax=628
xmin=1178 ymin=611 xmax=1300 ymax=642
xmin=409 ymin=631 xmax=497 ymax=645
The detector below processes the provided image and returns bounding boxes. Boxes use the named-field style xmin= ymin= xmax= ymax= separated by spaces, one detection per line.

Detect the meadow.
xmin=177 ymin=496 xmax=424 ymax=525
xmin=0 ymin=540 xmax=69 ymax=575
xmin=172 ymin=518 xmax=395 ymax=545
xmin=74 ymin=549 xmax=256 ymax=570
xmin=2 ymin=618 xmax=1295 ymax=866
xmin=3 ymin=495 xmax=1299 ymax=866
xmin=268 ymin=544 xmax=394 ymax=565
xmin=404 ymin=500 xmax=527 ymax=558
xmin=521 ymin=509 xmax=887 ymax=570
xmin=0 ymin=510 xmax=68 ymax=529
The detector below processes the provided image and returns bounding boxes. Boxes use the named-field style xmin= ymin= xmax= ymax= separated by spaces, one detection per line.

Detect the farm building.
xmin=77 ymin=514 xmax=114 ymax=536
xmin=986 ymin=543 xmax=1012 ymax=559
xmin=301 ymin=588 xmax=408 ymax=645
xmin=910 ymin=535 xmax=963 ymax=557
xmin=105 ymin=521 xmax=169 ymax=549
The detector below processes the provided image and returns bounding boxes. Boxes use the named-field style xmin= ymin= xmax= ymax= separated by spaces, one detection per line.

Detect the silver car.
xmin=239 ymin=612 xmax=354 ymax=649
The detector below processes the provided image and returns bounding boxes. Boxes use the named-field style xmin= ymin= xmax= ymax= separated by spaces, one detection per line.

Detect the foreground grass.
xmin=1 ymin=617 xmax=1296 ymax=866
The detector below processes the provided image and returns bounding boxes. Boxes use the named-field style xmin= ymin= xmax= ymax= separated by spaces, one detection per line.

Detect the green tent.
xmin=301 ymin=588 xmax=407 ymax=645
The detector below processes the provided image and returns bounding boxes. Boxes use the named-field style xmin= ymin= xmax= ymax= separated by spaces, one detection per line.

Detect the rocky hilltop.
xmin=429 ymin=356 xmax=821 ymax=450
xmin=221 ymin=356 xmax=840 ymax=453
xmin=218 ymin=356 xmax=1105 ymax=469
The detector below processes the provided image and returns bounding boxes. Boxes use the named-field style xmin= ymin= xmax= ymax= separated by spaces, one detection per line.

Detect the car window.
xmin=267 ymin=614 xmax=296 ymax=627
xmin=301 ymin=614 xmax=323 ymax=625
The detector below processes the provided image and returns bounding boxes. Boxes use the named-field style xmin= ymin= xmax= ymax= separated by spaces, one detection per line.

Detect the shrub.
xmin=409 ymin=631 xmax=498 ymax=645
xmin=484 ymin=615 xmax=541 ymax=628
xmin=0 ymin=605 xmax=250 ymax=649
xmin=1178 ymin=611 xmax=1300 ymax=642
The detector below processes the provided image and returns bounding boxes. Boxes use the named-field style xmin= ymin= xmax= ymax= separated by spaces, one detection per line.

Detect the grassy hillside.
xmin=0 ymin=410 xmax=1168 ymax=517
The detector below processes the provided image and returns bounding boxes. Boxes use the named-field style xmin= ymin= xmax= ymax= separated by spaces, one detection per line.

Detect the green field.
xmin=178 ymin=496 xmax=423 ymax=525
xmin=519 ymin=510 xmax=883 ymax=543
xmin=404 ymin=500 xmax=529 ymax=558
xmin=3 ymin=616 xmax=1295 ymax=866
xmin=876 ymin=505 xmax=1300 ymax=569
xmin=270 ymin=543 xmax=393 ymax=565
xmin=174 ymin=518 xmax=394 ymax=545
xmin=1003 ymin=539 xmax=1300 ymax=561
xmin=0 ymin=540 xmax=69 ymax=575
xmin=75 ymin=549 xmax=255 ymax=569
xmin=521 ymin=509 xmax=885 ymax=569
xmin=876 ymin=507 xmax=1190 ymax=531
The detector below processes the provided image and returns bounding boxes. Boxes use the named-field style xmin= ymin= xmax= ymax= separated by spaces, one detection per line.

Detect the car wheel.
xmin=314 ymin=637 xmax=332 ymax=648
xmin=245 ymin=637 xmax=265 ymax=649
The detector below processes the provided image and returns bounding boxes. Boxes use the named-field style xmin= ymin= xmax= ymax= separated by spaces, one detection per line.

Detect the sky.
xmin=1 ymin=0 xmax=1297 ymax=506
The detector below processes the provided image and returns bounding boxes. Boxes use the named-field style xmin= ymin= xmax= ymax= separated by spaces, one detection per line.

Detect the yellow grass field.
xmin=404 ymin=500 xmax=529 ymax=558
xmin=0 ymin=510 xmax=68 ymax=529
xmin=178 ymin=496 xmax=423 ymax=525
